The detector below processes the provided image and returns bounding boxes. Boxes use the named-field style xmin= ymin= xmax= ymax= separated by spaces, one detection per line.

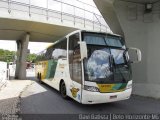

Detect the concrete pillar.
xmin=15 ymin=33 xmax=30 ymax=79
xmin=94 ymin=0 xmax=124 ymax=36
xmin=94 ymin=0 xmax=160 ymax=98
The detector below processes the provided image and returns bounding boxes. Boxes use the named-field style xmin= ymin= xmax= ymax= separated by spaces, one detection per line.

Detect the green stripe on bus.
xmin=118 ymin=83 xmax=127 ymax=89
xmin=46 ymin=60 xmax=58 ymax=80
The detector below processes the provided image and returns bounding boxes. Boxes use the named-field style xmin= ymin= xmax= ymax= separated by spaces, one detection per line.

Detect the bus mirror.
xmin=78 ymin=41 xmax=88 ymax=60
xmin=128 ymin=47 xmax=142 ymax=63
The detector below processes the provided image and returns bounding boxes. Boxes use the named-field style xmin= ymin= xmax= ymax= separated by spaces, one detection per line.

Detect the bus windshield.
xmin=82 ymin=32 xmax=132 ymax=84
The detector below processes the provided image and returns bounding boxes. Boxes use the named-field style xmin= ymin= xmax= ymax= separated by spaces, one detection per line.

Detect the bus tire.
xmin=60 ymin=81 xmax=68 ymax=99
xmin=38 ymin=73 xmax=42 ymax=84
xmin=37 ymin=73 xmax=39 ymax=80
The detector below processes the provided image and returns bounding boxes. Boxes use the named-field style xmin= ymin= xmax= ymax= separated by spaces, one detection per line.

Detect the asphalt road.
xmin=20 ymin=80 xmax=160 ymax=115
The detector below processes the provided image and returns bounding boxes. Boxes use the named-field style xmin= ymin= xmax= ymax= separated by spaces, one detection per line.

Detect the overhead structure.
xmin=0 ymin=0 xmax=109 ymax=79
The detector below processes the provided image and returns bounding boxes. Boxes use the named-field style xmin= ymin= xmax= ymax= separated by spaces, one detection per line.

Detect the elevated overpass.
xmin=94 ymin=0 xmax=160 ymax=98
xmin=0 ymin=0 xmax=109 ymax=79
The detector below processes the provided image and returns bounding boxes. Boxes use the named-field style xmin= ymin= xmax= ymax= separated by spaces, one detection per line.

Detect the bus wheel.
xmin=60 ymin=82 xmax=68 ymax=99
xmin=38 ymin=73 xmax=42 ymax=84
xmin=37 ymin=73 xmax=39 ymax=80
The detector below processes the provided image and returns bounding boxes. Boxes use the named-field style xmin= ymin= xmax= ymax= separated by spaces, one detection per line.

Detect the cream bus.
xmin=35 ymin=30 xmax=141 ymax=104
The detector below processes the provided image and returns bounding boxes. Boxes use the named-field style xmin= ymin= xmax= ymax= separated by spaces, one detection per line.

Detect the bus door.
xmin=69 ymin=32 xmax=83 ymax=103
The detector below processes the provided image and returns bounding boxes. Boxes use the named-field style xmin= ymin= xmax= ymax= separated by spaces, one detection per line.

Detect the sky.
xmin=0 ymin=0 xmax=104 ymax=54
xmin=0 ymin=40 xmax=52 ymax=54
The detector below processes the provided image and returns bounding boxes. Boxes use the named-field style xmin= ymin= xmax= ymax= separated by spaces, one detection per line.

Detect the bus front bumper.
xmin=81 ymin=88 xmax=132 ymax=104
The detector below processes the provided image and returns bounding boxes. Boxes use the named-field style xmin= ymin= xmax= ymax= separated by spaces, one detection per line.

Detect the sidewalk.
xmin=0 ymin=80 xmax=8 ymax=90
xmin=0 ymin=80 xmax=32 ymax=114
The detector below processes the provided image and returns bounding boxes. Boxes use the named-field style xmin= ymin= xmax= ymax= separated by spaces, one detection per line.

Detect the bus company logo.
xmin=101 ymin=84 xmax=111 ymax=88
xmin=70 ymin=87 xmax=79 ymax=98
xmin=98 ymin=84 xmax=113 ymax=92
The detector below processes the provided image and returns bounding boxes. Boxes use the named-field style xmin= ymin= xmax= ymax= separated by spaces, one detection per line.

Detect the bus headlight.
xmin=126 ymin=83 xmax=132 ymax=89
xmin=84 ymin=85 xmax=99 ymax=92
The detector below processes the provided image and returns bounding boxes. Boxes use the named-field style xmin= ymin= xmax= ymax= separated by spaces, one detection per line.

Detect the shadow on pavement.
xmin=20 ymin=79 xmax=160 ymax=115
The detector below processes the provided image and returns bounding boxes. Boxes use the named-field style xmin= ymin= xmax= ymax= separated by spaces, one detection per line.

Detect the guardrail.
xmin=0 ymin=0 xmax=110 ymax=32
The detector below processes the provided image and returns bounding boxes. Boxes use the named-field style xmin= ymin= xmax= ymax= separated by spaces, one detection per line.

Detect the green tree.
xmin=0 ymin=49 xmax=16 ymax=62
xmin=0 ymin=49 xmax=37 ymax=63
xmin=27 ymin=53 xmax=37 ymax=63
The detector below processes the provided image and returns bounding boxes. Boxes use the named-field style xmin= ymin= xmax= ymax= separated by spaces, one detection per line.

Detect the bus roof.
xmin=38 ymin=30 xmax=122 ymax=54
xmin=66 ymin=30 xmax=122 ymax=38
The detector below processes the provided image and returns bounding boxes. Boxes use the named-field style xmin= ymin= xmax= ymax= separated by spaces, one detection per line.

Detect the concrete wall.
xmin=114 ymin=1 xmax=160 ymax=98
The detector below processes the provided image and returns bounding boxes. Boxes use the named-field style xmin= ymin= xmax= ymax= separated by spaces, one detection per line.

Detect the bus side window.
xmin=69 ymin=33 xmax=82 ymax=84
xmin=45 ymin=46 xmax=54 ymax=60
xmin=36 ymin=50 xmax=46 ymax=61
xmin=52 ymin=39 xmax=67 ymax=60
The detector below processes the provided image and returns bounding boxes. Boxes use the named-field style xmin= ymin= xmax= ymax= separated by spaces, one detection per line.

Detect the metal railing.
xmin=0 ymin=0 xmax=109 ymax=32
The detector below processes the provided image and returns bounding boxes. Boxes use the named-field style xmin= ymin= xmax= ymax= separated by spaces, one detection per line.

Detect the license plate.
xmin=110 ymin=95 xmax=117 ymax=99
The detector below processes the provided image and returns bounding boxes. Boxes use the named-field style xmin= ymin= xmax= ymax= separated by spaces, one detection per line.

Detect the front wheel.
xmin=60 ymin=82 xmax=68 ymax=99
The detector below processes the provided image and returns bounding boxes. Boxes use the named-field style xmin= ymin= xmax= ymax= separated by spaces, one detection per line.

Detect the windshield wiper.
xmin=110 ymin=55 xmax=127 ymax=83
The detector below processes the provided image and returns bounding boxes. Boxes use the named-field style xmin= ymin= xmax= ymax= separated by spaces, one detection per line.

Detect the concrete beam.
xmin=15 ymin=33 xmax=30 ymax=79
xmin=94 ymin=0 xmax=124 ymax=36
xmin=0 ymin=18 xmax=76 ymax=42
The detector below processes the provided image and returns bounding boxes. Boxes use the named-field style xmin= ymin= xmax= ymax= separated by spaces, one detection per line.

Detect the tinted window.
xmin=45 ymin=46 xmax=54 ymax=60
xmin=36 ymin=50 xmax=46 ymax=61
xmin=105 ymin=35 xmax=124 ymax=47
xmin=82 ymin=32 xmax=125 ymax=48
xmin=69 ymin=33 xmax=82 ymax=84
xmin=83 ymin=33 xmax=106 ymax=45
xmin=111 ymin=49 xmax=125 ymax=64
xmin=52 ymin=39 xmax=67 ymax=60
xmin=36 ymin=38 xmax=67 ymax=61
